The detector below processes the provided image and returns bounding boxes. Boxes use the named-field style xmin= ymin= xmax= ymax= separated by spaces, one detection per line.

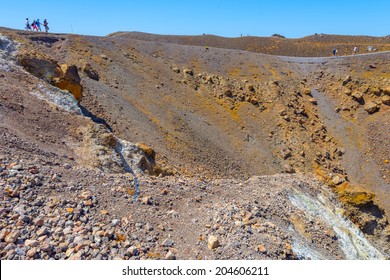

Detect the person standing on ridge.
xmin=43 ymin=19 xmax=49 ymax=33
xmin=353 ymin=46 xmax=358 ymax=54
xmin=25 ymin=18 xmax=31 ymax=31
xmin=36 ymin=19 xmax=42 ymax=32
xmin=333 ymin=48 xmax=338 ymax=56
xmin=31 ymin=20 xmax=38 ymax=31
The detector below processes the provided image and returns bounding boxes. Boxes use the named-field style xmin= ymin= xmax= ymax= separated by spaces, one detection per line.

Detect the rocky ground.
xmin=1 ymin=148 xmax=385 ymax=260
xmin=0 ymin=28 xmax=389 ymax=259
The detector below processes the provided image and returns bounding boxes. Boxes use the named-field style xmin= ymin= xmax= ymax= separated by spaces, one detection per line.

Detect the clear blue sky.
xmin=1 ymin=0 xmax=389 ymax=38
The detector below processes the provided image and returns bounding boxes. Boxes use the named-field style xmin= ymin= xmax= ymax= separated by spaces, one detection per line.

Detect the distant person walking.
xmin=353 ymin=46 xmax=358 ymax=54
xmin=25 ymin=18 xmax=31 ymax=31
xmin=43 ymin=19 xmax=49 ymax=33
xmin=333 ymin=48 xmax=338 ymax=56
xmin=36 ymin=19 xmax=42 ymax=31
xmin=31 ymin=20 xmax=38 ymax=31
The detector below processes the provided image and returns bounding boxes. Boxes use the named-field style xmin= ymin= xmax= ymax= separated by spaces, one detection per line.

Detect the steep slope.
xmin=0 ymin=28 xmax=389 ymax=259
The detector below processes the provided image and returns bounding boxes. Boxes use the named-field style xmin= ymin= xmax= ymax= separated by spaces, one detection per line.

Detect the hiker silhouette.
xmin=43 ymin=19 xmax=49 ymax=33
xmin=25 ymin=18 xmax=31 ymax=31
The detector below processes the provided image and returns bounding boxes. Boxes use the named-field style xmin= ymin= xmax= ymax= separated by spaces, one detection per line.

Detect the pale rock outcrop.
xmin=74 ymin=124 xmax=156 ymax=175
xmin=115 ymin=140 xmax=156 ymax=175
xmin=0 ymin=35 xmax=20 ymax=60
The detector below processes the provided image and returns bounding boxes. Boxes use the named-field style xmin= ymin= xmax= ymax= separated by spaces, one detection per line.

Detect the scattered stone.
xmin=364 ymin=101 xmax=379 ymax=114
xmin=141 ymin=196 xmax=152 ymax=205
xmin=69 ymin=251 xmax=83 ymax=260
xmin=382 ymin=87 xmax=390 ymax=96
xmin=111 ymin=219 xmax=120 ymax=227
xmin=25 ymin=240 xmax=39 ymax=247
xmin=167 ymin=210 xmax=179 ymax=218
xmin=303 ymin=88 xmax=312 ymax=95
xmin=342 ymin=75 xmax=352 ymax=85
xmin=207 ymin=235 xmax=220 ymax=250
xmin=19 ymin=214 xmax=31 ymax=223
xmin=80 ymin=190 xmax=92 ymax=200
xmin=165 ymin=250 xmax=176 ymax=260
xmin=4 ymin=230 xmax=20 ymax=243
xmin=382 ymin=95 xmax=390 ymax=105
xmin=171 ymin=67 xmax=180 ymax=73
xmin=126 ymin=246 xmax=138 ymax=256
xmin=145 ymin=223 xmax=154 ymax=232
xmin=74 ymin=235 xmax=84 ymax=243
xmin=65 ymin=248 xmax=75 ymax=258
xmin=36 ymin=227 xmax=49 ymax=237
xmin=344 ymin=89 xmax=351 ymax=96
xmin=28 ymin=166 xmax=40 ymax=174
xmin=33 ymin=217 xmax=44 ymax=227
xmin=0 ymin=229 xmax=9 ymax=241
xmin=11 ymin=164 xmax=23 ymax=170
xmin=83 ymin=63 xmax=99 ymax=81
xmin=26 ymin=248 xmax=37 ymax=258
xmin=162 ymin=239 xmax=174 ymax=247
xmin=370 ymin=87 xmax=381 ymax=96
xmin=183 ymin=69 xmax=193 ymax=76
xmin=332 ymin=175 xmax=344 ymax=185
xmin=283 ymin=164 xmax=295 ymax=174
xmin=40 ymin=242 xmax=52 ymax=252
xmin=351 ymin=91 xmax=363 ymax=102
xmin=257 ymin=244 xmax=267 ymax=253
xmin=63 ymin=163 xmax=72 ymax=169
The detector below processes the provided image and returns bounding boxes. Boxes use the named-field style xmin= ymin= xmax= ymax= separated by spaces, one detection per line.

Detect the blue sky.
xmin=1 ymin=0 xmax=389 ymax=38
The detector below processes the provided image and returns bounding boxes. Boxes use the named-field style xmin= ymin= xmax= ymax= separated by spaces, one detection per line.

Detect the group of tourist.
xmin=25 ymin=18 xmax=49 ymax=33
xmin=333 ymin=46 xmax=359 ymax=56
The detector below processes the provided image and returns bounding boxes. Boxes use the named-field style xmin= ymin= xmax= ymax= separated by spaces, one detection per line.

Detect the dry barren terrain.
xmin=0 ymin=28 xmax=389 ymax=259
